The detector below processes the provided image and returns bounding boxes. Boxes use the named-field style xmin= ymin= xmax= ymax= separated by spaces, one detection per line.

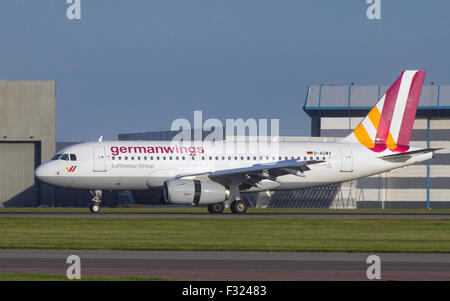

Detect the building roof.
xmin=303 ymin=84 xmax=450 ymax=117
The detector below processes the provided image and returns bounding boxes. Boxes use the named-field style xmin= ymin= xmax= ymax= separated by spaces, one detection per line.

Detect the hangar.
xmin=0 ymin=81 xmax=55 ymax=207
xmin=302 ymin=83 xmax=450 ymax=209
xmin=0 ymin=81 xmax=118 ymax=208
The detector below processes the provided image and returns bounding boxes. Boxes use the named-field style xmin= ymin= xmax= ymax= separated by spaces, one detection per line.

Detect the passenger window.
xmin=125 ymin=156 xmax=128 ymax=160
xmin=112 ymin=156 xmax=115 ymax=160
xmin=118 ymin=156 xmax=122 ymax=160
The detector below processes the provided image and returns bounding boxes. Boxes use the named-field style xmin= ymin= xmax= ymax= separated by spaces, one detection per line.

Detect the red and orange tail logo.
xmin=349 ymin=70 xmax=426 ymax=153
xmin=66 ymin=166 xmax=77 ymax=172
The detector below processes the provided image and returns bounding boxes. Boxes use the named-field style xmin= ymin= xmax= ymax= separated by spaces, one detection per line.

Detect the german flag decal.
xmin=307 ymin=151 xmax=313 ymax=155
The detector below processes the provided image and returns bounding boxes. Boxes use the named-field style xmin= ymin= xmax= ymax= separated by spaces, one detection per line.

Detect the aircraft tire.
xmin=207 ymin=203 xmax=225 ymax=214
xmin=231 ymin=200 xmax=247 ymax=214
xmin=89 ymin=203 xmax=101 ymax=214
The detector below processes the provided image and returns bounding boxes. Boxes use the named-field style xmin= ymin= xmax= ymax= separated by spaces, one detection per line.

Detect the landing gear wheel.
xmin=207 ymin=203 xmax=225 ymax=214
xmin=89 ymin=203 xmax=101 ymax=214
xmin=231 ymin=200 xmax=247 ymax=214
xmin=89 ymin=190 xmax=102 ymax=214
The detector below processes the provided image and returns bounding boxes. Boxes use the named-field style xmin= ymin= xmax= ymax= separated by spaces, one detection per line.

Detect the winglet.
xmin=98 ymin=136 xmax=103 ymax=142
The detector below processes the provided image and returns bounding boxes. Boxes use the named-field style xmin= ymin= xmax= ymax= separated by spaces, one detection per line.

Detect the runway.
xmin=0 ymin=249 xmax=449 ymax=281
xmin=0 ymin=212 xmax=449 ymax=219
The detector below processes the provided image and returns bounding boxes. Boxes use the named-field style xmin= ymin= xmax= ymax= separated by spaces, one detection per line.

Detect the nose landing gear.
xmin=89 ymin=190 xmax=102 ymax=213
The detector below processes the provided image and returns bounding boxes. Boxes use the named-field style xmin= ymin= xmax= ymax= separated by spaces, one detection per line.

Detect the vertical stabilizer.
xmin=343 ymin=70 xmax=426 ymax=153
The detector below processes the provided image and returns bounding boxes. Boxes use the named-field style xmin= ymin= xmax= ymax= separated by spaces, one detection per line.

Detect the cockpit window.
xmin=60 ymin=154 xmax=69 ymax=161
xmin=51 ymin=154 xmax=62 ymax=160
xmin=70 ymin=154 xmax=77 ymax=161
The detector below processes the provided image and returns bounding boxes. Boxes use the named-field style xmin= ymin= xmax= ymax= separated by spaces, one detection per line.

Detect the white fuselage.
xmin=35 ymin=140 xmax=433 ymax=192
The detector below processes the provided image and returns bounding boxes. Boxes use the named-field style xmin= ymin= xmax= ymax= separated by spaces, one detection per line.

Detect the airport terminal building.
xmin=1 ymin=81 xmax=449 ymax=208
xmin=303 ymin=84 xmax=450 ymax=209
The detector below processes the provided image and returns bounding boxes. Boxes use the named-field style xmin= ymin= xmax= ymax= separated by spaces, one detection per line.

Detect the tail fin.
xmin=344 ymin=70 xmax=426 ymax=153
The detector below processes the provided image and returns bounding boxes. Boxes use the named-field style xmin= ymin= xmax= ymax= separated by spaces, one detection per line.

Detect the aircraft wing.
xmin=176 ymin=159 xmax=324 ymax=189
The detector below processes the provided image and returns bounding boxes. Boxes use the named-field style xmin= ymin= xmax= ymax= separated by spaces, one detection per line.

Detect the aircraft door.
xmin=93 ymin=146 xmax=107 ymax=172
xmin=339 ymin=147 xmax=353 ymax=172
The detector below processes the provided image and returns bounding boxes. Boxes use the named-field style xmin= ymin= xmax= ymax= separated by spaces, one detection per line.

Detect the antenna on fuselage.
xmin=98 ymin=136 xmax=103 ymax=142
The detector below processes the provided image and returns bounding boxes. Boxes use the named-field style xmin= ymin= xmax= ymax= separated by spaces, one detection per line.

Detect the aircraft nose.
xmin=35 ymin=165 xmax=44 ymax=179
xmin=35 ymin=164 xmax=52 ymax=183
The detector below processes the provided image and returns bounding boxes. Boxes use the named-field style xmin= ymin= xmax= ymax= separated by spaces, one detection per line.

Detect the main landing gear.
xmin=230 ymin=199 xmax=248 ymax=215
xmin=206 ymin=185 xmax=248 ymax=215
xmin=206 ymin=200 xmax=248 ymax=214
xmin=207 ymin=203 xmax=225 ymax=214
xmin=89 ymin=190 xmax=102 ymax=214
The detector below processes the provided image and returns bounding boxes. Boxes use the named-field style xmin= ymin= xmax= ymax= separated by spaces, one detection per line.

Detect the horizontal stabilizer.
xmin=378 ymin=148 xmax=442 ymax=159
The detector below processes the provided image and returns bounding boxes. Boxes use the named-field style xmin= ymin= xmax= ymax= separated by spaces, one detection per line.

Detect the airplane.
xmin=35 ymin=70 xmax=439 ymax=214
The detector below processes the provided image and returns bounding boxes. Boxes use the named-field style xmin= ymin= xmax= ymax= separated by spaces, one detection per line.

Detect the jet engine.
xmin=163 ymin=179 xmax=229 ymax=205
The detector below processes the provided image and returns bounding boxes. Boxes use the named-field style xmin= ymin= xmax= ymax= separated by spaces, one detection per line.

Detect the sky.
xmin=1 ymin=0 xmax=450 ymax=141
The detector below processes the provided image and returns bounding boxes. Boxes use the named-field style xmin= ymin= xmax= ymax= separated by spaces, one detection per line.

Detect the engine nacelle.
xmin=163 ymin=179 xmax=229 ymax=205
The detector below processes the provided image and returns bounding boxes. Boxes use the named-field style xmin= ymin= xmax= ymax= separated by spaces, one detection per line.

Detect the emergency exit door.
xmin=339 ymin=147 xmax=353 ymax=172
xmin=93 ymin=146 xmax=107 ymax=172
